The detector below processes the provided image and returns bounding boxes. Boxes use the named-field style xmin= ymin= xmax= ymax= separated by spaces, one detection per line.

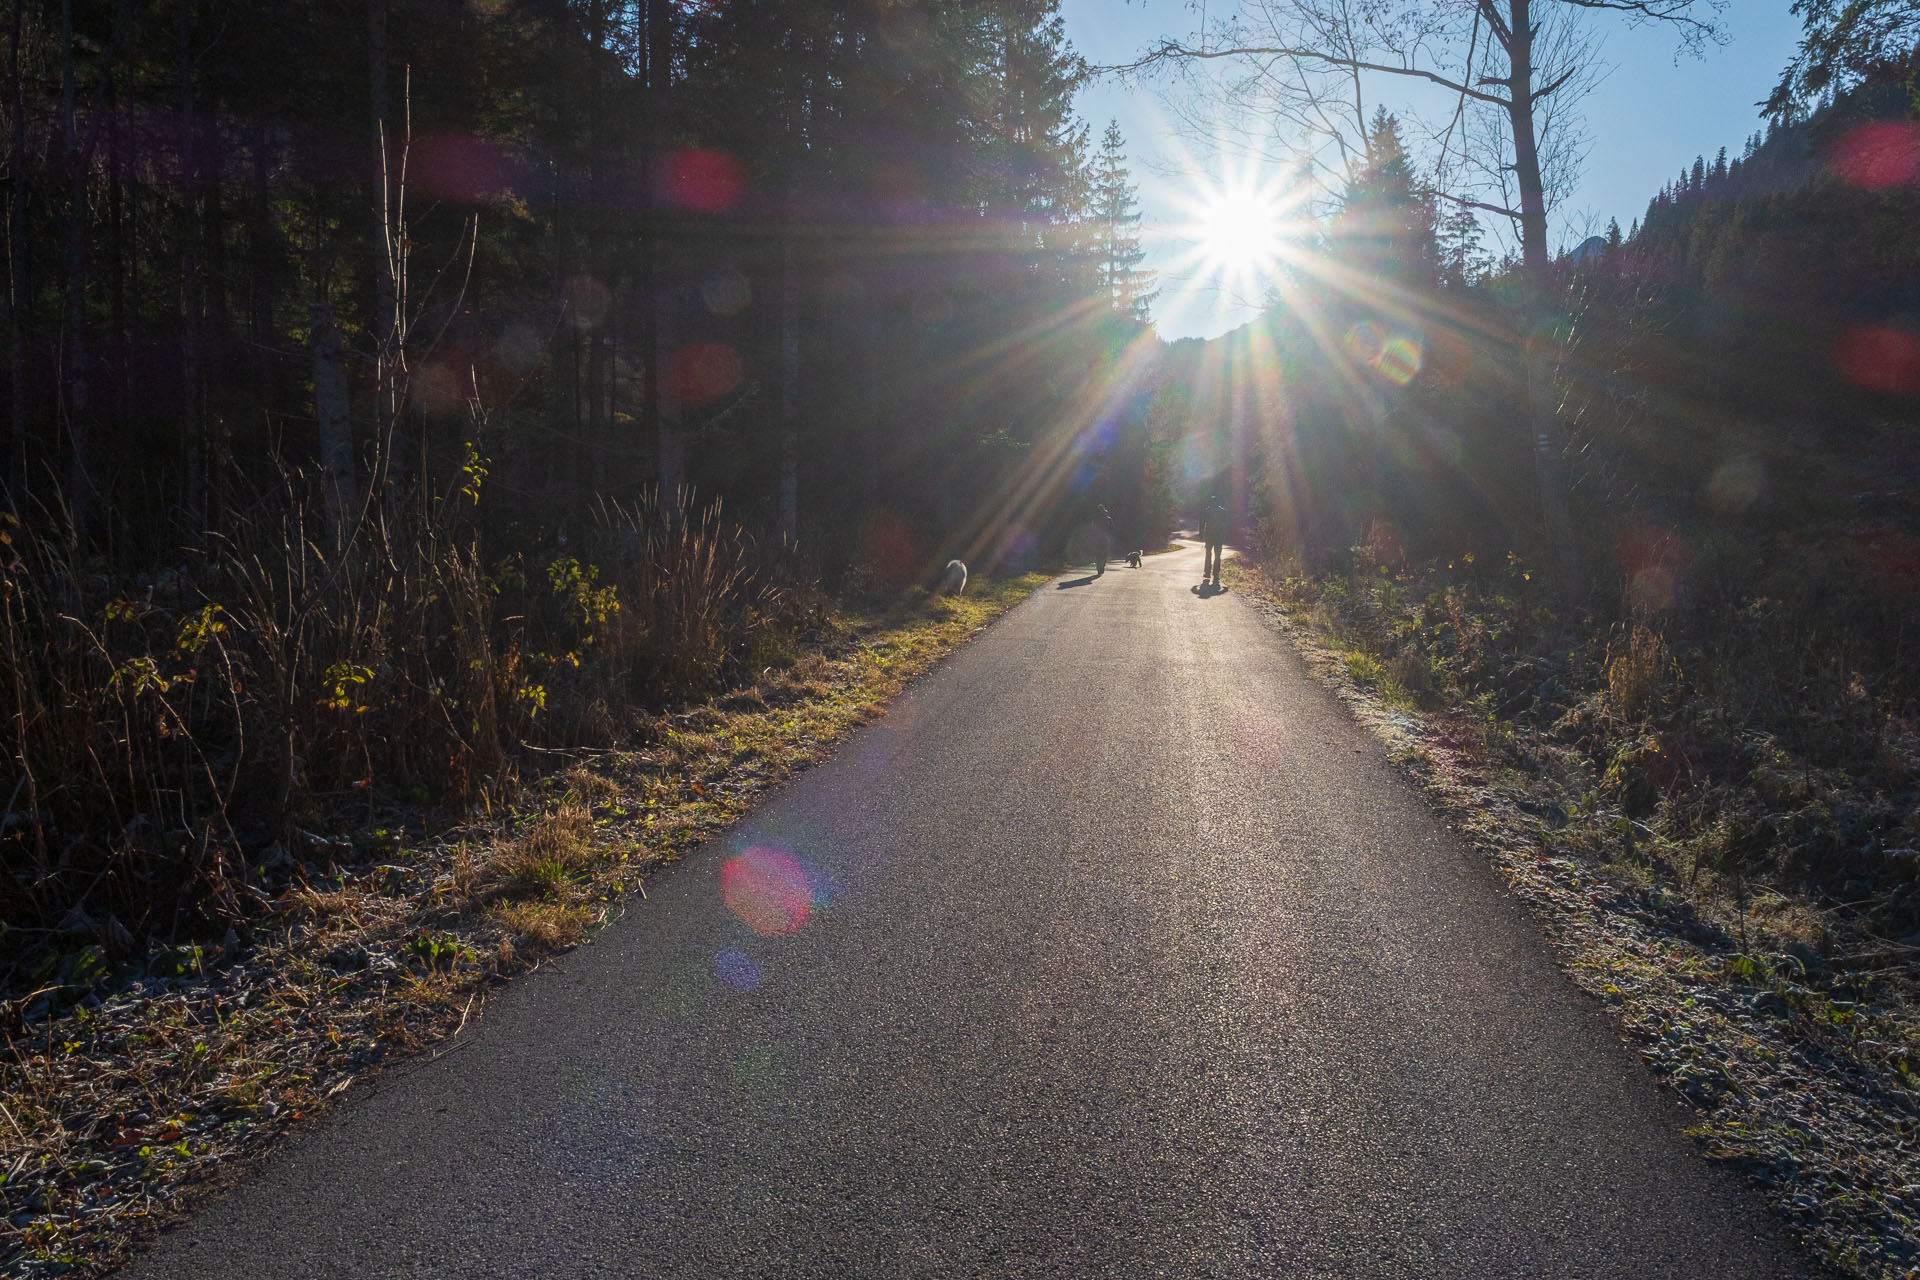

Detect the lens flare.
xmin=1377 ymin=335 xmax=1423 ymax=385
xmin=662 ymin=149 xmax=745 ymax=213
xmin=667 ymin=343 xmax=744 ymax=407
xmin=563 ymin=275 xmax=611 ymax=331
xmin=721 ymin=846 xmax=812 ymax=937
xmin=1833 ymin=324 xmax=1920 ymax=396
xmin=1832 ymin=122 xmax=1920 ymax=190
xmin=1617 ymin=525 xmax=1685 ymax=613
xmin=857 ymin=510 xmax=921 ymax=587
xmin=1850 ymin=525 xmax=1920 ymax=598
xmin=714 ymin=948 xmax=761 ymax=991
xmin=1343 ymin=321 xmax=1384 ymax=365
xmin=701 ymin=267 xmax=752 ymax=317
xmin=413 ymin=133 xmax=517 ymax=204
xmin=494 ymin=323 xmax=540 ymax=375
xmin=1344 ymin=321 xmax=1422 ymax=384
xmin=410 ymin=362 xmax=463 ymax=419
xmin=1706 ymin=455 xmax=1766 ymax=514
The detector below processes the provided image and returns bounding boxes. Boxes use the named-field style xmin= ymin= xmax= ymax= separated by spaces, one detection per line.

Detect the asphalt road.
xmin=128 ymin=542 xmax=1811 ymax=1279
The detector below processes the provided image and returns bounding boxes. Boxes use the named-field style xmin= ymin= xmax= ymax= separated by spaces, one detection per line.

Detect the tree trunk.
xmin=247 ymin=119 xmax=275 ymax=418
xmin=1504 ymin=0 xmax=1580 ymax=603
xmin=179 ymin=0 xmax=203 ymax=539
xmin=777 ymin=234 xmax=799 ymax=546
xmin=311 ymin=301 xmax=355 ymax=548
xmin=9 ymin=0 xmax=29 ymax=505
xmin=200 ymin=101 xmax=229 ymax=501
xmin=61 ymin=0 xmax=92 ymax=545
xmin=108 ymin=51 xmax=128 ymax=455
xmin=643 ymin=0 xmax=682 ymax=518
xmin=584 ymin=0 xmax=607 ymax=489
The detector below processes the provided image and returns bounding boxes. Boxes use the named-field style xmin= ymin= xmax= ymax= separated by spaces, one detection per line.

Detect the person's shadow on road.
xmin=1057 ymin=574 xmax=1100 ymax=589
xmin=1191 ymin=583 xmax=1228 ymax=597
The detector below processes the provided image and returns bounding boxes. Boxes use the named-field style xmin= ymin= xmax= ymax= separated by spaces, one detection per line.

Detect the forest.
xmin=0 ymin=0 xmax=1173 ymax=963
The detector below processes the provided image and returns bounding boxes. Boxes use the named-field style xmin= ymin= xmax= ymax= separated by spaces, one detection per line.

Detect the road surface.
xmin=129 ymin=542 xmax=1810 ymax=1278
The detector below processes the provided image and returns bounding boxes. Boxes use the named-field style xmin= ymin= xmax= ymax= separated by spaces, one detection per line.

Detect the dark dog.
xmin=1126 ymin=550 xmax=1142 ymax=568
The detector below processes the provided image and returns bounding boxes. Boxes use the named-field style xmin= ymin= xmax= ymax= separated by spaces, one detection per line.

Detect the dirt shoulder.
xmin=0 ymin=574 xmax=1047 ymax=1279
xmin=1228 ymin=559 xmax=1920 ymax=1280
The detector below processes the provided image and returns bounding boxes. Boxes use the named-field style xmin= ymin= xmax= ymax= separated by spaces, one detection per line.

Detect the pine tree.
xmin=1091 ymin=119 xmax=1155 ymax=321
xmin=1335 ymin=108 xmax=1437 ymax=290
xmin=1436 ymin=207 xmax=1488 ymax=290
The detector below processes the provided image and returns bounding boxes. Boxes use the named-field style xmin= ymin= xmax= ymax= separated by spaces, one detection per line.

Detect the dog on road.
xmin=1126 ymin=550 xmax=1142 ymax=568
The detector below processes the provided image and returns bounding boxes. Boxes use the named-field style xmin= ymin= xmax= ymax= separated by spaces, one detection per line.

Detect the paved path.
xmin=129 ymin=543 xmax=1811 ymax=1278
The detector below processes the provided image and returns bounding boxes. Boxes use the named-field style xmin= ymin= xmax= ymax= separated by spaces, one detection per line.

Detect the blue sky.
xmin=1061 ymin=1 xmax=1807 ymax=341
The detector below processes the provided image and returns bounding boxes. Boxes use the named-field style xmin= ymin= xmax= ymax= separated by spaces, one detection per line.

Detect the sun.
xmin=1195 ymin=186 xmax=1286 ymax=273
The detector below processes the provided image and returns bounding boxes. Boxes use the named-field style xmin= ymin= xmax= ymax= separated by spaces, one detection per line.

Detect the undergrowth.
xmin=0 ymin=466 xmax=813 ymax=1013
xmin=1241 ymin=516 xmax=1920 ymax=983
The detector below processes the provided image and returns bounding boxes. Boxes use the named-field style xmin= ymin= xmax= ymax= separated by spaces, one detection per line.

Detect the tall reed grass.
xmin=0 ymin=468 xmax=804 ymax=988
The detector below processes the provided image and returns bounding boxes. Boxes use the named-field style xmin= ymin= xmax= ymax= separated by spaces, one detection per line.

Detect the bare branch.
xmin=1107 ymin=40 xmax=1512 ymax=107
xmin=1530 ymin=64 xmax=1581 ymax=101
xmin=1433 ymin=189 xmax=1522 ymax=220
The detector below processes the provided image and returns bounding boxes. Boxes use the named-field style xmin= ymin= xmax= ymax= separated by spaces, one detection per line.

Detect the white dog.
xmin=935 ymin=559 xmax=968 ymax=595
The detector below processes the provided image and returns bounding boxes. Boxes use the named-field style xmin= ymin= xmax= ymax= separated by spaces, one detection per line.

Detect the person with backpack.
xmin=1200 ymin=495 xmax=1227 ymax=588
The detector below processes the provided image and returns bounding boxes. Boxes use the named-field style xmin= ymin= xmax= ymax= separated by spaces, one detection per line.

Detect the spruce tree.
xmin=1335 ymin=108 xmax=1437 ymax=290
xmin=1091 ymin=119 xmax=1156 ymax=322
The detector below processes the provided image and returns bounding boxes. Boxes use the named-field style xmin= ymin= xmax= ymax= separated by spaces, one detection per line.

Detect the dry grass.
xmin=483 ymin=803 xmax=595 ymax=904
xmin=1233 ymin=541 xmax=1920 ymax=1278
xmin=0 ymin=567 xmax=1047 ymax=1277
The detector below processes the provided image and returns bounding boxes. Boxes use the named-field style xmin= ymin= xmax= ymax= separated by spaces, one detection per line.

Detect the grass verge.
xmin=0 ymin=572 xmax=1046 ymax=1278
xmin=1229 ymin=554 xmax=1920 ymax=1278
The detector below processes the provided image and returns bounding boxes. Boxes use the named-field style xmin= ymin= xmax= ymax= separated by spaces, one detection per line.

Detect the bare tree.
xmin=1121 ymin=0 xmax=1725 ymax=599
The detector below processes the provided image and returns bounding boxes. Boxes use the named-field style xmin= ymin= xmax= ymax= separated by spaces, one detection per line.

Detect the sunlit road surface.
xmin=129 ymin=541 xmax=1810 ymax=1279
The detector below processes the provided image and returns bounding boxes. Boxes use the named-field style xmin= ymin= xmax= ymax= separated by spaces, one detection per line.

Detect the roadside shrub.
xmin=0 ymin=468 xmax=807 ymax=986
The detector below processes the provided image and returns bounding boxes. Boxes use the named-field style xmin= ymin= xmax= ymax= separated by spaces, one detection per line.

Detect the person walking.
xmin=1093 ymin=504 xmax=1114 ymax=576
xmin=1200 ymin=495 xmax=1228 ymax=588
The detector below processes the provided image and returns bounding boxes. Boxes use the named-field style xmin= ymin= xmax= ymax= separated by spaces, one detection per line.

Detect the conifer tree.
xmin=1091 ymin=119 xmax=1155 ymax=321
xmin=1335 ymin=109 xmax=1437 ymax=291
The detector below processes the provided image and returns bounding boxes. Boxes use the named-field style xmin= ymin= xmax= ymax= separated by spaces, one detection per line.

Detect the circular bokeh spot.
xmin=714 ymin=948 xmax=762 ymax=991
xmin=1617 ymin=524 xmax=1685 ymax=613
xmin=857 ymin=510 xmax=921 ymax=587
xmin=663 ymin=149 xmax=745 ymax=213
xmin=494 ymin=323 xmax=541 ymax=375
xmin=1833 ymin=324 xmax=1920 ymax=396
xmin=701 ymin=267 xmax=752 ymax=317
xmin=721 ymin=847 xmax=812 ymax=937
xmin=564 ymin=275 xmax=612 ymax=331
xmin=410 ymin=361 xmax=463 ymax=419
xmin=414 ymin=133 xmax=517 ymax=204
xmin=1377 ymin=335 xmax=1423 ymax=385
xmin=1706 ymin=454 xmax=1766 ymax=514
xmin=1343 ymin=321 xmax=1385 ymax=366
xmin=667 ymin=343 xmax=744 ymax=407
xmin=1832 ymin=122 xmax=1920 ymax=191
